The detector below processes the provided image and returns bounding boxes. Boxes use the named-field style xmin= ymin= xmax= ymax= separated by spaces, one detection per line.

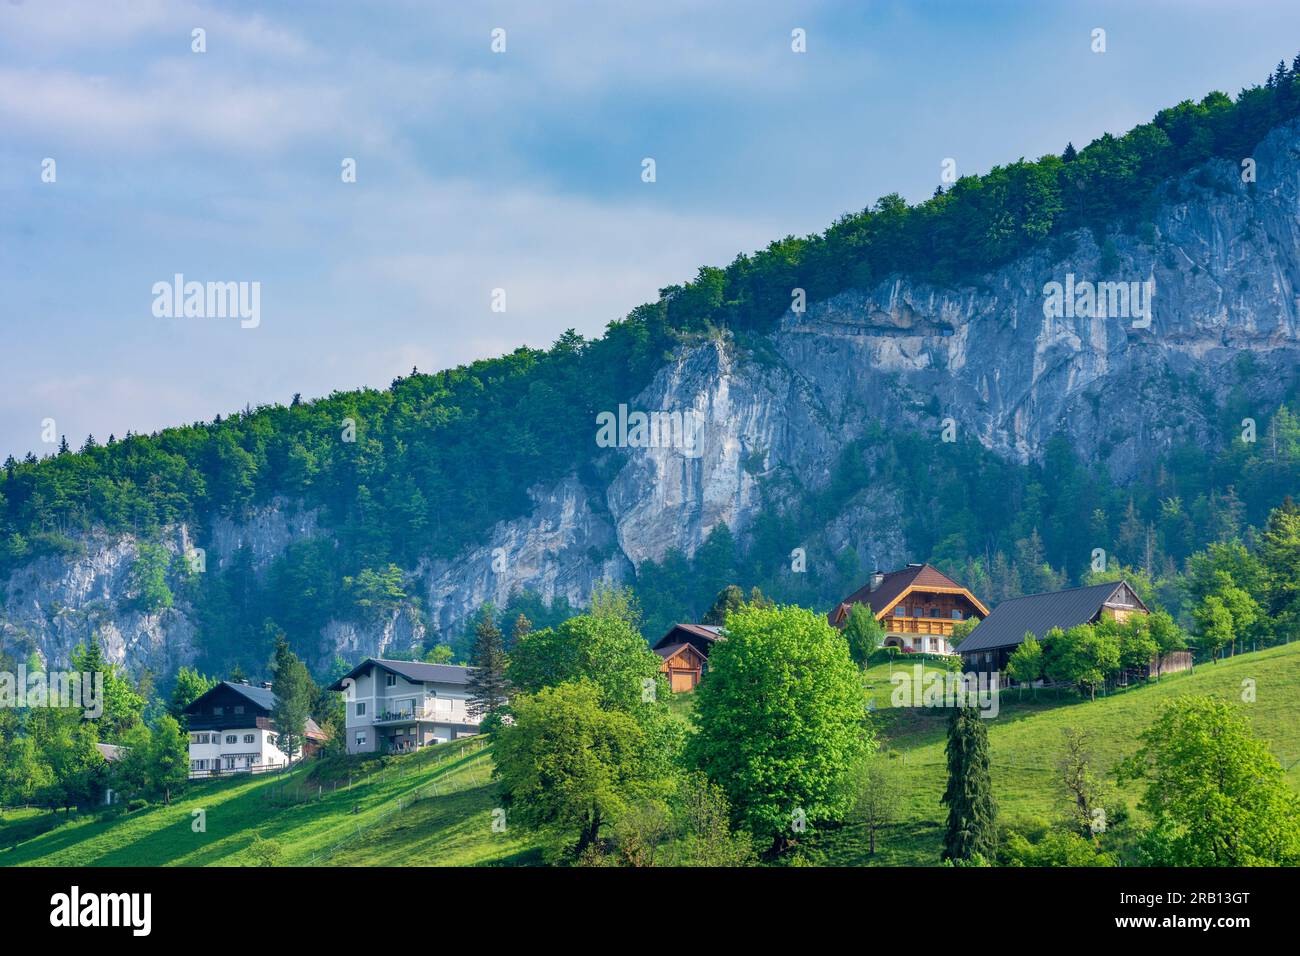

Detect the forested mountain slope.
xmin=3 ymin=63 xmax=1300 ymax=679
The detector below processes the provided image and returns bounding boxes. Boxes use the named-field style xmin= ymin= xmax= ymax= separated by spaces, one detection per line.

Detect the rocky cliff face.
xmin=7 ymin=122 xmax=1300 ymax=677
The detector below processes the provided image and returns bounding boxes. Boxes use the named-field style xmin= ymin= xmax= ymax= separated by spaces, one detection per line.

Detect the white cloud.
xmin=0 ymin=0 xmax=313 ymax=59
xmin=0 ymin=62 xmax=354 ymax=152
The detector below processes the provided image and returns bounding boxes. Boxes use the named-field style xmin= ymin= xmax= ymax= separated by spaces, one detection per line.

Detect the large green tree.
xmin=1118 ymin=696 xmax=1300 ymax=865
xmin=72 ymin=639 xmax=145 ymax=740
xmin=507 ymin=612 xmax=662 ymax=713
xmin=493 ymin=681 xmax=662 ymax=854
xmin=685 ymin=604 xmax=870 ymax=851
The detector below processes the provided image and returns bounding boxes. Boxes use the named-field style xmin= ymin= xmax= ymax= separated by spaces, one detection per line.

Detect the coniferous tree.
xmin=941 ymin=707 xmax=997 ymax=863
xmin=270 ymin=634 xmax=313 ymax=764
xmin=466 ymin=611 xmax=510 ymax=722
xmin=702 ymin=585 xmax=746 ymax=626
xmin=510 ymin=612 xmax=532 ymax=647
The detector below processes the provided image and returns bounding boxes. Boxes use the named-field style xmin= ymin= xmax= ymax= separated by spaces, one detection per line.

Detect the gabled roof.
xmin=183 ymin=680 xmax=277 ymax=715
xmin=957 ymin=580 xmax=1149 ymax=654
xmin=327 ymin=658 xmax=473 ymax=692
xmin=655 ymin=642 xmax=706 ymax=664
xmin=652 ymin=623 xmax=723 ymax=651
xmin=831 ymin=564 xmax=989 ymax=624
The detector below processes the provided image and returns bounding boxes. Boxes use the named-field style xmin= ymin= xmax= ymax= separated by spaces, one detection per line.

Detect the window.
xmin=212 ymin=706 xmax=224 ymax=716
xmin=225 ymin=735 xmax=237 ymax=744
xmin=356 ymin=702 xmax=367 ymax=717
xmin=268 ymin=733 xmax=278 ymax=747
xmin=951 ymin=610 xmax=963 ymax=620
xmin=386 ymin=674 xmax=397 ymax=687
xmin=356 ymin=732 xmax=367 ymax=746
xmin=243 ymin=734 xmax=255 ymax=744
xmin=233 ymin=705 xmax=244 ymax=715
xmin=198 ymin=733 xmax=210 ymax=744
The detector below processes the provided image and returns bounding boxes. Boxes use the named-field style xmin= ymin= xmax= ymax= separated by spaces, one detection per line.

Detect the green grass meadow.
xmin=5 ymin=643 xmax=1298 ymax=867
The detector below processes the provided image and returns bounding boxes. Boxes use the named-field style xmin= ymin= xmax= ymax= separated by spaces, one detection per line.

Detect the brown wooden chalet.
xmin=830 ymin=563 xmax=989 ymax=656
xmin=652 ymin=623 xmax=724 ymax=693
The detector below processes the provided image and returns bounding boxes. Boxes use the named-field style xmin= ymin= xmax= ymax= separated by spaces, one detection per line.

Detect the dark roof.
xmin=96 ymin=742 xmax=125 ymax=762
xmin=651 ymin=623 xmax=724 ymax=651
xmin=327 ymin=658 xmax=473 ymax=692
xmin=183 ymin=680 xmax=277 ymax=715
xmin=831 ymin=563 xmax=988 ymax=624
xmin=182 ymin=682 xmax=329 ymax=738
xmin=957 ymin=580 xmax=1148 ymax=654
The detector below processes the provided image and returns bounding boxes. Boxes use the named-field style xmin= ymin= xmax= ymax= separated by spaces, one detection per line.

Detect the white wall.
xmin=188 ymin=727 xmax=292 ymax=773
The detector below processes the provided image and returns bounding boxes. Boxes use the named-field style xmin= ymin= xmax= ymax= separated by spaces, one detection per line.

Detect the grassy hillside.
xmin=5 ymin=643 xmax=1298 ymax=867
xmin=0 ymin=738 xmax=538 ymax=867
xmin=793 ymin=642 xmax=1300 ymax=866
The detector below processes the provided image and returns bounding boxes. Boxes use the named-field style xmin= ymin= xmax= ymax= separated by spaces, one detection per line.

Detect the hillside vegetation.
xmin=7 ymin=643 xmax=1297 ymax=868
xmin=5 ymin=60 xmax=1300 ymax=674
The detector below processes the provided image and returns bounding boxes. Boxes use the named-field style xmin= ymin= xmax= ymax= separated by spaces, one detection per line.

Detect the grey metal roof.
xmin=328 ymin=658 xmax=473 ymax=691
xmin=956 ymin=581 xmax=1144 ymax=654
xmin=223 ymin=681 xmax=277 ymax=710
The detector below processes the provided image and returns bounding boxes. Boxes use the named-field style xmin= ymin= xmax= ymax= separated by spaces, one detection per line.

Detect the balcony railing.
xmin=372 ymin=706 xmax=452 ymax=725
xmin=886 ymin=617 xmax=958 ymax=636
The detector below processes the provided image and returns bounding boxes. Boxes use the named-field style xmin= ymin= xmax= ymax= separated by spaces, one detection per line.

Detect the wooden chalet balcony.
xmin=885 ymin=617 xmax=958 ymax=636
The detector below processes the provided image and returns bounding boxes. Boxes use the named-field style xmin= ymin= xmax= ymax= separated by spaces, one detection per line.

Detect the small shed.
xmin=655 ymin=642 xmax=707 ymax=693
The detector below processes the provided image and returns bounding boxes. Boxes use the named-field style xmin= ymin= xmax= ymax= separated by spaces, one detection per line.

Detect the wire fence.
xmin=299 ymin=739 xmax=491 ymax=866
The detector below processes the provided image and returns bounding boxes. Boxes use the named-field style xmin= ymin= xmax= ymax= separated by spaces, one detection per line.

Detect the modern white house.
xmin=328 ymin=658 xmax=480 ymax=755
xmin=182 ymin=680 xmax=327 ymax=777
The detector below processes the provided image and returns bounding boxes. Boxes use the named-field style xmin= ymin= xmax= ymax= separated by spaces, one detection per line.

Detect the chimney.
xmin=869 ymin=570 xmax=885 ymax=592
xmin=261 ymin=681 xmax=273 ymax=690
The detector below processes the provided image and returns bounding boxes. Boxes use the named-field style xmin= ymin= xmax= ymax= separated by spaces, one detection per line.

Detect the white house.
xmin=328 ymin=659 xmax=480 ymax=755
xmin=182 ymin=680 xmax=327 ymax=777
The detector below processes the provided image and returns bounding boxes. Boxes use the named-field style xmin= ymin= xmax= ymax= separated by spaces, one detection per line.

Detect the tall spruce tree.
xmin=270 ymin=634 xmax=313 ymax=764
xmin=467 ymin=612 xmax=510 ymax=722
xmin=941 ymin=706 xmax=998 ymax=863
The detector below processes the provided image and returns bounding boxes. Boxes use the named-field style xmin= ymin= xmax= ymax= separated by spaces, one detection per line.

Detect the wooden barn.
xmin=652 ymin=623 xmax=724 ymax=692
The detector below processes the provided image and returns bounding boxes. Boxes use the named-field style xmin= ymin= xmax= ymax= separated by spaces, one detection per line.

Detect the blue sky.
xmin=2 ymin=0 xmax=1298 ymax=460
